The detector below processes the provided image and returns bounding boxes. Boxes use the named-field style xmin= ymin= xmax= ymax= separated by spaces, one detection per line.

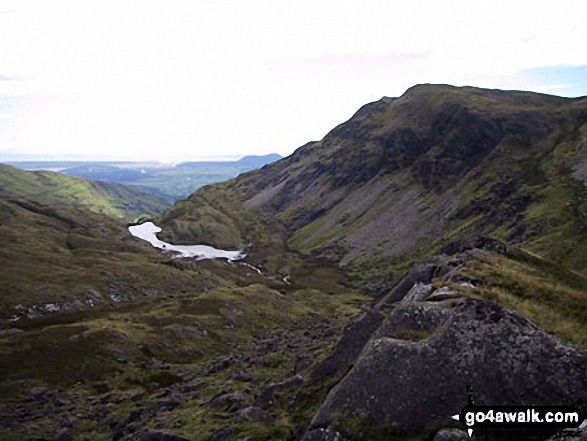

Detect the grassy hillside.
xmin=439 ymin=244 xmax=587 ymax=350
xmin=0 ymin=163 xmax=172 ymax=220
xmin=1 ymin=85 xmax=586 ymax=440
xmin=159 ymin=85 xmax=587 ymax=295
xmin=0 ymin=193 xmax=366 ymax=439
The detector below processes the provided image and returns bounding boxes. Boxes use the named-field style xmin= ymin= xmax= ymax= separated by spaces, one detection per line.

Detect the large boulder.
xmin=305 ymin=293 xmax=587 ymax=437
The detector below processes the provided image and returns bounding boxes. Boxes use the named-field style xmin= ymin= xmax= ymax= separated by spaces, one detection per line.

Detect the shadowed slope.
xmin=160 ymin=85 xmax=587 ymax=296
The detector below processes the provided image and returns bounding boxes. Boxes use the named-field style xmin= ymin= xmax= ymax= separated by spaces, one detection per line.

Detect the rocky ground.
xmin=302 ymin=242 xmax=587 ymax=441
xmin=0 ymin=314 xmax=348 ymax=440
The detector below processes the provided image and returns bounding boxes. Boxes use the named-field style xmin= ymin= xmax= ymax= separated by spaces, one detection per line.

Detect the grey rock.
xmin=110 ymin=419 xmax=125 ymax=440
xmin=372 ymin=300 xmax=452 ymax=340
xmin=149 ymin=358 xmax=169 ymax=369
xmin=473 ymin=236 xmax=510 ymax=254
xmin=85 ymin=289 xmax=103 ymax=302
xmin=546 ymin=427 xmax=587 ymax=440
xmin=376 ymin=260 xmax=448 ymax=307
xmin=308 ymin=298 xmax=587 ymax=431
xmin=158 ymin=396 xmax=182 ymax=411
xmin=432 ymin=428 xmax=471 ymax=441
xmin=168 ymin=324 xmax=204 ymax=340
xmin=301 ymin=427 xmax=349 ymax=441
xmin=237 ymin=406 xmax=275 ymax=423
xmin=0 ymin=328 xmax=23 ymax=337
xmin=208 ymin=392 xmax=250 ymax=411
xmin=232 ymin=371 xmax=253 ymax=382
xmin=401 ymin=282 xmax=434 ymax=302
xmin=213 ymin=412 xmax=234 ymax=420
xmin=208 ymin=357 xmax=233 ymax=374
xmin=256 ymin=375 xmax=304 ymax=407
xmin=54 ymin=429 xmax=73 ymax=441
xmin=309 ymin=309 xmax=385 ymax=384
xmin=181 ymin=380 xmax=208 ymax=393
xmin=209 ymin=428 xmax=234 ymax=441
xmin=427 ymin=287 xmax=463 ymax=301
xmin=126 ymin=409 xmax=142 ymax=423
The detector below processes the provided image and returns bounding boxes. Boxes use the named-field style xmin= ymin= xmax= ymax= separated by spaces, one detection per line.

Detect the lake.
xmin=128 ymin=222 xmax=246 ymax=261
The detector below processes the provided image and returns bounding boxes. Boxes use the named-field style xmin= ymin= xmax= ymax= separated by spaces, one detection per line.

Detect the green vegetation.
xmin=449 ymin=248 xmax=587 ymax=349
xmin=0 ymin=163 xmax=170 ymax=220
xmin=387 ymin=328 xmax=434 ymax=341
xmin=0 ymin=282 xmax=364 ymax=438
xmin=0 ymin=189 xmax=367 ymax=439
xmin=2 ymin=86 xmax=587 ymax=439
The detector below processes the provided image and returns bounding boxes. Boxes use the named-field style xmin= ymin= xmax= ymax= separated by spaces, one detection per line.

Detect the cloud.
xmin=268 ymin=52 xmax=432 ymax=75
xmin=1 ymin=1 xmax=587 ymax=161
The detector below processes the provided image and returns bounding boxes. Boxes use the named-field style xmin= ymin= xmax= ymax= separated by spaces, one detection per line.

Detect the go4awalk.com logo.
xmin=451 ymin=403 xmax=587 ymax=437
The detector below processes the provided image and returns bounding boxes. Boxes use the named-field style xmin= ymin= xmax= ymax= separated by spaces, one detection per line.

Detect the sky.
xmin=0 ymin=0 xmax=586 ymax=163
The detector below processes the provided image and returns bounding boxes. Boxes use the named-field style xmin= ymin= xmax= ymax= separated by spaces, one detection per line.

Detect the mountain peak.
xmin=400 ymin=83 xmax=575 ymax=110
xmin=401 ymin=82 xmax=457 ymax=95
xmin=161 ymin=85 xmax=587 ymax=284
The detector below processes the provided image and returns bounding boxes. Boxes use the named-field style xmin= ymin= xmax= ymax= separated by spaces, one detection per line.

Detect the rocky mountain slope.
xmin=153 ymin=84 xmax=587 ymax=439
xmin=160 ymin=84 xmax=587 ymax=295
xmin=0 ymin=163 xmax=171 ymax=220
xmin=1 ymin=85 xmax=586 ymax=440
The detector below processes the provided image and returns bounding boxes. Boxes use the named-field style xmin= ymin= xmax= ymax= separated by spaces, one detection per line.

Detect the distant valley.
xmin=7 ymin=153 xmax=282 ymax=200
xmin=0 ymin=163 xmax=170 ymax=220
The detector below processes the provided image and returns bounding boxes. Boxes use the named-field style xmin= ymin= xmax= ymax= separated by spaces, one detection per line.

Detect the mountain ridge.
xmin=159 ymin=84 xmax=587 ymax=295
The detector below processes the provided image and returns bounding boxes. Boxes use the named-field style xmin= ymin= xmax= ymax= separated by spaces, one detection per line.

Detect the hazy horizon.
xmin=0 ymin=152 xmax=262 ymax=164
xmin=1 ymin=1 xmax=586 ymax=162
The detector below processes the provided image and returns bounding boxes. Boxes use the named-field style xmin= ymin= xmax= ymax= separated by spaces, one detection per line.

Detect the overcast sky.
xmin=0 ymin=0 xmax=586 ymax=162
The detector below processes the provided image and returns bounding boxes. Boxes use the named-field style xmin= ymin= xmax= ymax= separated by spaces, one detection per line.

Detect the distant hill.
xmin=175 ymin=153 xmax=282 ymax=169
xmin=59 ymin=163 xmax=146 ymax=183
xmin=7 ymin=154 xmax=282 ymax=200
xmin=234 ymin=153 xmax=283 ymax=167
xmin=0 ymin=163 xmax=171 ymax=220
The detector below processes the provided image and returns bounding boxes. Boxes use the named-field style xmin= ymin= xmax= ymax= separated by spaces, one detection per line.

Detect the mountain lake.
xmin=128 ymin=221 xmax=246 ymax=261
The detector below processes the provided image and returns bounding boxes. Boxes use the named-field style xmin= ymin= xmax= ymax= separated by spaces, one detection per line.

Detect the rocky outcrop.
xmin=309 ymin=309 xmax=385 ymax=385
xmin=303 ymin=280 xmax=587 ymax=439
xmin=432 ymin=429 xmax=471 ymax=441
xmin=375 ymin=260 xmax=447 ymax=307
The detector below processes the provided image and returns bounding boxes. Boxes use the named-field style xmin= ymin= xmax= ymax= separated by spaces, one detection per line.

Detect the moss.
xmin=0 ymin=325 xmax=116 ymax=387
